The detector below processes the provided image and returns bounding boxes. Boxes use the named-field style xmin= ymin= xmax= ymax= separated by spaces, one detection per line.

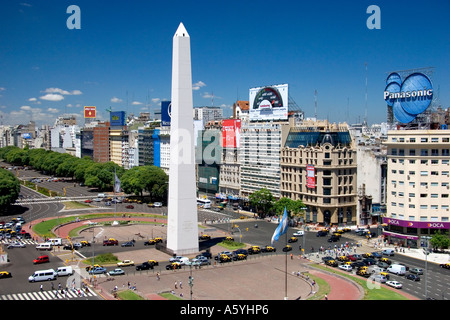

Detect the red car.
xmin=125 ymin=205 xmax=134 ymax=209
xmin=346 ymin=255 xmax=358 ymax=261
xmin=103 ymin=239 xmax=119 ymax=246
xmin=84 ymin=199 xmax=92 ymax=203
xmin=33 ymin=255 xmax=50 ymax=264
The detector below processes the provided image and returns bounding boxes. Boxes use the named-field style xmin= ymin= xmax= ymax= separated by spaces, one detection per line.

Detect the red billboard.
xmin=84 ymin=106 xmax=96 ymax=118
xmin=222 ymin=119 xmax=241 ymax=148
xmin=306 ymin=165 xmax=315 ymax=189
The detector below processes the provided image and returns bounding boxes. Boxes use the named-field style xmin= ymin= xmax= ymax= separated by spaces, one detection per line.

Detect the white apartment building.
xmin=384 ymin=129 xmax=450 ymax=248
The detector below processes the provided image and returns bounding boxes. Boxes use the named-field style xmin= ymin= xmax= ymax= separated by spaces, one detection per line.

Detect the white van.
xmin=46 ymin=238 xmax=62 ymax=246
xmin=387 ymin=264 xmax=406 ymax=275
xmin=28 ymin=269 xmax=58 ymax=282
xmin=36 ymin=243 xmax=53 ymax=251
xmin=97 ymin=193 xmax=106 ymax=198
xmin=56 ymin=266 xmax=73 ymax=276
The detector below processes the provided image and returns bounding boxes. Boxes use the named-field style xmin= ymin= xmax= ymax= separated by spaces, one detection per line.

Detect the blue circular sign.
xmin=384 ymin=72 xmax=433 ymax=123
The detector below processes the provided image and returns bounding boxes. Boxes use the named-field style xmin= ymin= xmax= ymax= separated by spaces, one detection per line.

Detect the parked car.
xmin=248 ymin=246 xmax=261 ymax=254
xmin=261 ymin=245 xmax=276 ymax=253
xmin=166 ymin=262 xmax=182 ymax=270
xmin=386 ymin=280 xmax=402 ymax=289
xmin=125 ymin=205 xmax=134 ymax=209
xmin=371 ymin=252 xmax=383 ymax=258
xmin=287 ymin=237 xmax=298 ymax=243
xmin=325 ymin=259 xmax=338 ymax=267
xmin=103 ymin=238 xmax=119 ymax=246
xmin=381 ymin=249 xmax=395 ymax=256
xmin=282 ymin=245 xmax=292 ymax=252
xmin=370 ymin=274 xmax=387 ymax=283
xmin=293 ymin=230 xmax=304 ymax=237
xmin=7 ymin=242 xmax=25 ymax=249
xmin=153 ymin=202 xmax=163 ymax=207
xmin=316 ymin=230 xmax=328 ymax=237
xmin=199 ymin=234 xmax=211 ymax=240
xmin=439 ymin=263 xmax=450 ymax=269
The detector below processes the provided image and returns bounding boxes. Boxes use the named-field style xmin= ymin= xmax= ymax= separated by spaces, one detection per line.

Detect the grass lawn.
xmin=82 ymin=253 xmax=119 ymax=266
xmin=310 ymin=264 xmax=410 ymax=300
xmin=63 ymin=201 xmax=92 ymax=210
xmin=117 ymin=290 xmax=145 ymax=300
xmin=159 ymin=292 xmax=184 ymax=300
xmin=217 ymin=239 xmax=246 ymax=250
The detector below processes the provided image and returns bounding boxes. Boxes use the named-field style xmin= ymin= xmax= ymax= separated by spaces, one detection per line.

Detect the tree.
xmin=0 ymin=168 xmax=21 ymax=211
xmin=430 ymin=231 xmax=450 ymax=251
xmin=273 ymin=197 xmax=306 ymax=219
xmin=249 ymin=188 xmax=274 ymax=217
xmin=120 ymin=166 xmax=168 ymax=201
xmin=84 ymin=162 xmax=123 ymax=191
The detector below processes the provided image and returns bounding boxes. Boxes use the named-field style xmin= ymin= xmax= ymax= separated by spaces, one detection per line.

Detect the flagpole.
xmin=114 ymin=168 xmax=117 ymax=219
xmin=285 ymin=221 xmax=288 ymax=300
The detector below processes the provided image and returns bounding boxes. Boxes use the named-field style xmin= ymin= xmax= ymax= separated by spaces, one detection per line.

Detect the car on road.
xmin=85 ymin=264 xmax=103 ymax=272
xmin=89 ymin=267 xmax=107 ymax=274
xmin=136 ymin=262 xmax=154 ymax=271
xmin=103 ymin=238 xmax=119 ymax=246
xmin=33 ymin=255 xmax=50 ymax=264
xmin=327 ymin=235 xmax=340 ymax=242
xmin=363 ymin=258 xmax=377 ymax=266
xmin=166 ymin=262 xmax=182 ymax=270
xmin=117 ymin=260 xmax=135 ymax=267
xmin=351 ymin=261 xmax=366 ymax=269
xmin=293 ymin=230 xmax=304 ymax=236
xmin=377 ymin=261 xmax=390 ymax=269
xmin=248 ymin=246 xmax=261 ymax=254
xmin=371 ymin=252 xmax=383 ymax=258
xmin=439 ymin=263 xmax=450 ymax=269
xmin=345 ymin=255 xmax=358 ymax=261
xmin=406 ymin=274 xmax=420 ymax=281
xmin=232 ymin=253 xmax=247 ymax=261
xmin=386 ymin=280 xmax=402 ymax=289
xmin=325 ymin=259 xmax=338 ymax=267
xmin=0 ymin=271 xmax=12 ymax=279
xmin=80 ymin=240 xmax=91 ymax=247
xmin=370 ymin=274 xmax=388 ymax=283
xmin=288 ymin=237 xmax=298 ymax=243
xmin=199 ymin=234 xmax=211 ymax=240
xmin=153 ymin=202 xmax=163 ymax=207
xmin=409 ymin=268 xmax=423 ymax=275
xmin=188 ymin=256 xmax=211 ymax=266
xmin=108 ymin=268 xmax=125 ymax=276
xmin=282 ymin=245 xmax=292 ymax=252
xmin=316 ymin=230 xmax=328 ymax=237
xmin=125 ymin=205 xmax=134 ymax=209
xmin=338 ymin=265 xmax=352 ymax=272
xmin=381 ymin=249 xmax=395 ymax=256
xmin=93 ymin=198 xmax=102 ymax=202
xmin=7 ymin=242 xmax=26 ymax=249
xmin=121 ymin=241 xmax=135 ymax=247
xmin=200 ymin=251 xmax=212 ymax=259
xmin=144 ymin=239 xmax=156 ymax=245
xmin=219 ymin=254 xmax=232 ymax=263
xmin=170 ymin=255 xmax=189 ymax=263
xmin=84 ymin=199 xmax=92 ymax=203
xmin=261 ymin=245 xmax=276 ymax=253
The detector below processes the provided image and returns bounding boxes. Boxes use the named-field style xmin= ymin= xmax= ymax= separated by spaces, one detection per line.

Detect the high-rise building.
xmin=92 ymin=122 xmax=110 ymax=162
xmin=193 ymin=106 xmax=223 ymax=123
xmin=110 ymin=126 xmax=129 ymax=168
xmin=383 ymin=129 xmax=450 ymax=247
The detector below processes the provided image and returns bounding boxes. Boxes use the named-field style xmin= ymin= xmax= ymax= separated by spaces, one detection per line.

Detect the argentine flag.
xmin=271 ymin=207 xmax=289 ymax=245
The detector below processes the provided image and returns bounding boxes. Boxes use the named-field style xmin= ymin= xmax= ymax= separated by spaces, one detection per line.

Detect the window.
xmin=420 ymin=171 xmax=428 ymax=176
xmin=399 ymin=149 xmax=405 ymax=156
xmin=408 ymin=171 xmax=415 ymax=175
xmin=421 ymin=138 xmax=428 ymax=143
xmin=421 ymin=149 xmax=428 ymax=156
xmin=443 ymin=138 xmax=449 ymax=143
xmin=410 ymin=138 xmax=416 ymax=143
xmin=409 ymin=193 xmax=415 ymax=197
xmin=409 ymin=205 xmax=415 ymax=209
xmin=443 ymin=160 xmax=449 ymax=165
xmin=420 ymin=194 xmax=427 ymax=198
xmin=431 ymin=137 xmax=439 ymax=143
xmin=409 ymin=149 xmax=416 ymax=156
xmin=442 ymin=171 xmax=449 ymax=176
xmin=392 ymin=149 xmax=397 ymax=156
xmin=430 ymin=194 xmax=438 ymax=198
xmin=420 ymin=205 xmax=427 ymax=209
xmin=443 ymin=149 xmax=449 ymax=156
xmin=431 ymin=149 xmax=439 ymax=156
xmin=421 ymin=159 xmax=428 ymax=164
xmin=431 ymin=205 xmax=438 ymax=210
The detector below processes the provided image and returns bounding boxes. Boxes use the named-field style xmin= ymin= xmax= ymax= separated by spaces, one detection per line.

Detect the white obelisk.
xmin=166 ymin=23 xmax=199 ymax=255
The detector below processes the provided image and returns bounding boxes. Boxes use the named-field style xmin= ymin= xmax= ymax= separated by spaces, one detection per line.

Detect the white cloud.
xmin=132 ymin=101 xmax=143 ymax=105
xmin=28 ymin=97 xmax=37 ymax=102
xmin=193 ymin=81 xmax=206 ymax=91
xmin=47 ymin=108 xmax=59 ymax=113
xmin=40 ymin=93 xmax=64 ymax=101
xmin=20 ymin=106 xmax=32 ymax=111
xmin=111 ymin=97 xmax=123 ymax=103
xmin=151 ymin=98 xmax=161 ymax=104
xmin=0 ymin=87 xmax=5 ymax=91
xmin=42 ymin=87 xmax=82 ymax=95
xmin=20 ymin=3 xmax=32 ymax=7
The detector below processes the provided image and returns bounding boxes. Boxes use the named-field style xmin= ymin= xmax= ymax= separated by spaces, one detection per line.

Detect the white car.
xmin=117 ymin=260 xmax=135 ymax=267
xmin=7 ymin=242 xmax=26 ymax=249
xmin=153 ymin=202 xmax=163 ymax=207
xmin=169 ymin=256 xmax=189 ymax=265
xmin=293 ymin=230 xmax=304 ymax=236
xmin=386 ymin=280 xmax=402 ymax=289
xmin=338 ymin=264 xmax=352 ymax=272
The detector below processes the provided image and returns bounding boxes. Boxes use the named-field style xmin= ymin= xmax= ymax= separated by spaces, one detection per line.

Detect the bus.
xmin=197 ymin=198 xmax=212 ymax=209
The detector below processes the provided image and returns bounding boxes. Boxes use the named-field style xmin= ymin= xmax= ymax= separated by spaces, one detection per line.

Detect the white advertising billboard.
xmin=249 ymin=84 xmax=288 ymax=121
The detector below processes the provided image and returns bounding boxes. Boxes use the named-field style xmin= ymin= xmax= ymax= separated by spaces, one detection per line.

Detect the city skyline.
xmin=0 ymin=0 xmax=449 ymax=127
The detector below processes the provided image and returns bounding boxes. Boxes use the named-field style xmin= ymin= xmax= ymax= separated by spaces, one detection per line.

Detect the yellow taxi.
xmin=219 ymin=254 xmax=232 ymax=263
xmin=225 ymin=236 xmax=234 ymax=241
xmin=248 ymin=245 xmax=261 ymax=254
xmin=288 ymin=237 xmax=298 ymax=243
xmin=166 ymin=262 xmax=182 ymax=270
xmin=153 ymin=237 xmax=163 ymax=243
xmin=199 ymin=234 xmax=211 ymax=240
xmin=282 ymin=245 xmax=292 ymax=252
xmin=85 ymin=264 xmax=103 ymax=272
xmin=0 ymin=271 xmax=12 ymax=279
xmin=325 ymin=259 xmax=338 ymax=267
xmin=148 ymin=259 xmax=159 ymax=266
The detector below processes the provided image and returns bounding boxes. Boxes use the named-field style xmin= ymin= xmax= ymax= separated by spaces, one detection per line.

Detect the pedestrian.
xmin=324 ymin=294 xmax=328 ymax=300
xmin=156 ymin=272 xmax=160 ymax=280
xmin=179 ymin=281 xmax=182 ymax=289
xmin=175 ymin=281 xmax=178 ymax=289
xmin=40 ymin=284 xmax=43 ymax=292
xmin=290 ymin=253 xmax=293 ymax=260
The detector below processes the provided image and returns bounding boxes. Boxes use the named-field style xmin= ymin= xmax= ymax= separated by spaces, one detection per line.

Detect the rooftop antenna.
xmin=314 ymin=89 xmax=317 ymax=119
xmin=364 ymin=62 xmax=368 ymax=126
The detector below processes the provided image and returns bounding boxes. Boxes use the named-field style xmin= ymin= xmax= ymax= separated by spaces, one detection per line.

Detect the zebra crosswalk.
xmin=0 ymin=239 xmax=38 ymax=245
xmin=1 ymin=287 xmax=98 ymax=301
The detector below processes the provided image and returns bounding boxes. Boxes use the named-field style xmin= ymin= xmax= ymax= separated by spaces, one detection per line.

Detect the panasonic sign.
xmin=384 ymin=72 xmax=433 ymax=123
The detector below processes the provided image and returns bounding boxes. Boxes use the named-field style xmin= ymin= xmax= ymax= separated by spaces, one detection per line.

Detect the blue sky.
xmin=0 ymin=0 xmax=449 ymax=126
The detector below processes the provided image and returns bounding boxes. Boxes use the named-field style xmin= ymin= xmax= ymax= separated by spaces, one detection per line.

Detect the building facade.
xmin=281 ymin=120 xmax=357 ymax=226
xmin=383 ymin=129 xmax=450 ymax=248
